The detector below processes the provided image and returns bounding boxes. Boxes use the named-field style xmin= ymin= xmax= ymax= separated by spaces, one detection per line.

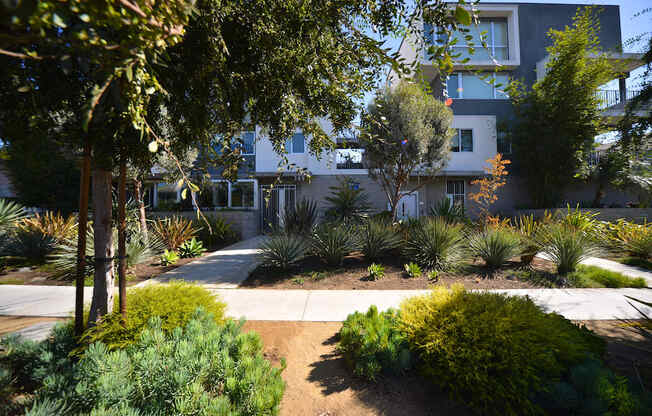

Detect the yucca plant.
xmin=177 ymin=238 xmax=207 ymax=258
xmin=260 ymin=234 xmax=308 ymax=270
xmin=310 ymin=223 xmax=357 ymax=266
xmin=429 ymin=198 xmax=465 ymax=223
xmin=359 ymin=220 xmax=401 ymax=262
xmin=403 ymin=218 xmax=465 ymax=271
xmin=467 ymin=228 xmax=521 ymax=269
xmin=283 ymin=198 xmax=319 ymax=235
xmin=151 ymin=216 xmax=198 ymax=250
xmin=535 ymin=223 xmax=603 ymax=275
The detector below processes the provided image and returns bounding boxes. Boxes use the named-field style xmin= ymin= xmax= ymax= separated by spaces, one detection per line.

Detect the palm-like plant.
xmin=311 ymin=223 xmax=358 ymax=266
xmin=429 ymin=198 xmax=465 ymax=223
xmin=283 ymin=198 xmax=319 ymax=235
xmin=0 ymin=198 xmax=25 ymax=229
xmin=467 ymin=228 xmax=521 ymax=269
xmin=535 ymin=223 xmax=603 ymax=275
xmin=260 ymin=234 xmax=308 ymax=270
xmin=404 ymin=218 xmax=465 ymax=271
xmin=324 ymin=177 xmax=371 ymax=222
xmin=359 ymin=219 xmax=401 ymax=262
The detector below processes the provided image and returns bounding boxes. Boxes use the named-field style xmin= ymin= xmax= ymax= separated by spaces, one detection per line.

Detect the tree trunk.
xmin=74 ymin=141 xmax=91 ymax=336
xmin=134 ymin=178 xmax=148 ymax=241
xmin=88 ymin=168 xmax=115 ymax=326
xmin=118 ymin=159 xmax=127 ymax=321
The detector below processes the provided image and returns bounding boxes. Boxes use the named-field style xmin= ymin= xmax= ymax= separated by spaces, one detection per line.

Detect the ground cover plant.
xmin=338 ymin=286 xmax=652 ymax=416
xmin=566 ymin=265 xmax=647 ymax=288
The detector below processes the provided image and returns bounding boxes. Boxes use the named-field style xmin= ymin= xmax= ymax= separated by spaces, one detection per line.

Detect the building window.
xmin=427 ymin=18 xmax=508 ymax=60
xmin=451 ymin=129 xmax=473 ymax=152
xmin=446 ymin=180 xmax=465 ymax=208
xmin=156 ymin=183 xmax=180 ymax=203
xmin=336 ymin=148 xmax=365 ymax=169
xmin=497 ymin=132 xmax=512 ymax=154
xmin=446 ymin=72 xmax=509 ymax=100
xmin=285 ymin=133 xmax=305 ymax=154
xmin=211 ymin=132 xmax=255 ymax=155
xmin=212 ymin=179 xmax=257 ymax=209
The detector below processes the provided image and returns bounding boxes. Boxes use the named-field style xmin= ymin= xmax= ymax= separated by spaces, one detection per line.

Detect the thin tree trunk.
xmin=88 ymin=168 xmax=114 ymax=326
xmin=133 ymin=178 xmax=148 ymax=241
xmin=74 ymin=141 xmax=91 ymax=336
xmin=118 ymin=158 xmax=127 ymax=321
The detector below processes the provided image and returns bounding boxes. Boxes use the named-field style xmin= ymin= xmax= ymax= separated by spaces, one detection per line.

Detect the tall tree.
xmin=506 ymin=7 xmax=614 ymax=208
xmin=360 ymin=80 xmax=455 ymax=220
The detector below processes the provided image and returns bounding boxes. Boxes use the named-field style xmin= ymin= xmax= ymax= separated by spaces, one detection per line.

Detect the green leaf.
xmin=454 ymin=6 xmax=471 ymax=26
xmin=125 ymin=66 xmax=133 ymax=82
xmin=79 ymin=14 xmax=90 ymax=23
xmin=52 ymin=13 xmax=67 ymax=28
xmin=181 ymin=188 xmax=188 ymax=200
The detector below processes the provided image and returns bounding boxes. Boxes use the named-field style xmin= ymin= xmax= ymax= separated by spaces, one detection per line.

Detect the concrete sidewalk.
xmin=214 ymin=288 xmax=652 ymax=321
xmin=0 ymin=285 xmax=93 ymax=317
xmin=140 ymin=236 xmax=268 ymax=288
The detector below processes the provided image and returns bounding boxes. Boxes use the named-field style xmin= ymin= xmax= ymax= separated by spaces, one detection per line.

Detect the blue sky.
xmin=362 ymin=0 xmax=651 ymax=107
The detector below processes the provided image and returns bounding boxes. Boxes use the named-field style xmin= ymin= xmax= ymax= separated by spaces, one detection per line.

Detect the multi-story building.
xmin=146 ymin=2 xmax=646 ymax=232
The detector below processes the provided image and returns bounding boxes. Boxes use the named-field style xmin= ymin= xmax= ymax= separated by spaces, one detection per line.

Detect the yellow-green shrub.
xmin=80 ymin=281 xmax=226 ymax=351
xmin=609 ymin=220 xmax=652 ymax=260
xmin=397 ymin=285 xmax=605 ymax=416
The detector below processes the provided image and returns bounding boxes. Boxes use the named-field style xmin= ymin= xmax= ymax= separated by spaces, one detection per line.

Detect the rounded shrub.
xmin=310 ymin=222 xmax=357 ymax=266
xmin=403 ymin=218 xmax=465 ymax=270
xmin=535 ymin=223 xmax=603 ymax=275
xmin=29 ymin=310 xmax=286 ymax=416
xmin=80 ymin=281 xmax=226 ymax=351
xmin=260 ymin=234 xmax=308 ymax=270
xmin=397 ymin=285 xmax=605 ymax=416
xmin=338 ymin=306 xmax=412 ymax=381
xmin=467 ymin=227 xmax=521 ymax=268
xmin=359 ymin=219 xmax=401 ymax=262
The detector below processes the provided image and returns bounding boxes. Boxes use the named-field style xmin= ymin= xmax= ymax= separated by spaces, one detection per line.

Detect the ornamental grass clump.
xmin=467 ymin=227 xmax=521 ymax=269
xmin=310 ymin=223 xmax=357 ymax=266
xmin=359 ymin=219 xmax=401 ymax=262
xmin=397 ymin=285 xmax=605 ymax=416
xmin=282 ymin=198 xmax=319 ymax=235
xmin=151 ymin=216 xmax=199 ymax=250
xmin=260 ymin=234 xmax=308 ymax=270
xmin=609 ymin=220 xmax=652 ymax=261
xmin=14 ymin=310 xmax=285 ymax=416
xmin=535 ymin=223 xmax=603 ymax=275
xmin=403 ymin=218 xmax=465 ymax=270
xmin=338 ymin=306 xmax=412 ymax=381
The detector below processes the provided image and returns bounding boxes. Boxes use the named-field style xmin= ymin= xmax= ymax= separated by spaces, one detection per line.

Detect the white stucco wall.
xmin=443 ymin=115 xmax=497 ymax=174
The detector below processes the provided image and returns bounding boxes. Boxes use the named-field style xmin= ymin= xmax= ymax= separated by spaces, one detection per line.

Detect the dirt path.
xmin=242 ymin=321 xmax=470 ymax=416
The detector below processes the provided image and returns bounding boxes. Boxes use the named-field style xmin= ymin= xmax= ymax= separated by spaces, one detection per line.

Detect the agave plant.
xmin=403 ymin=218 xmax=465 ymax=271
xmin=535 ymin=223 xmax=603 ymax=275
xmin=359 ymin=219 xmax=401 ymax=262
xmin=260 ymin=234 xmax=308 ymax=270
xmin=178 ymin=238 xmax=207 ymax=258
xmin=283 ymin=198 xmax=319 ymax=235
xmin=467 ymin=228 xmax=521 ymax=269
xmin=429 ymin=198 xmax=465 ymax=223
xmin=311 ymin=223 xmax=358 ymax=266
xmin=152 ymin=216 xmax=199 ymax=250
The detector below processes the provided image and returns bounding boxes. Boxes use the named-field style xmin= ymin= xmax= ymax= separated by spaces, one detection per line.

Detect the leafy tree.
xmin=468 ymin=153 xmax=511 ymax=221
xmin=506 ymin=7 xmax=614 ymax=208
xmin=360 ymin=80 xmax=455 ymax=220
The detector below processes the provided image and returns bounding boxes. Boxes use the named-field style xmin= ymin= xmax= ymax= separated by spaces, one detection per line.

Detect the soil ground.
xmin=243 ymin=255 xmax=555 ymax=290
xmin=0 ymin=316 xmax=66 ymax=338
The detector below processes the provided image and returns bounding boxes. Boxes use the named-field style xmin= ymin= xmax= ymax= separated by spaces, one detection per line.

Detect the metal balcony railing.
xmin=596 ymin=89 xmax=641 ymax=109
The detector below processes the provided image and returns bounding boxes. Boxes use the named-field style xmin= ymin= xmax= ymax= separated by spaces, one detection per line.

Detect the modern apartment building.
xmin=146 ymin=2 xmax=645 ymax=230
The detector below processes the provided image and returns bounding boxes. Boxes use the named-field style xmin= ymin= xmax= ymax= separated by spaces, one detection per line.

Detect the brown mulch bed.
xmin=243 ymin=255 xmax=556 ymax=290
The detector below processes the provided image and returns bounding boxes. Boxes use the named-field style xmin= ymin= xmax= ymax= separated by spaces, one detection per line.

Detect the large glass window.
xmin=214 ymin=182 xmax=229 ymax=207
xmin=285 ymin=133 xmax=305 ymax=154
xmin=449 ymin=18 xmax=509 ymax=60
xmin=156 ymin=183 xmax=179 ymax=203
xmin=451 ymin=129 xmax=473 ymax=153
xmin=446 ymin=72 xmax=509 ymax=100
xmin=212 ymin=180 xmax=256 ymax=209
xmin=241 ymin=132 xmax=255 ymax=155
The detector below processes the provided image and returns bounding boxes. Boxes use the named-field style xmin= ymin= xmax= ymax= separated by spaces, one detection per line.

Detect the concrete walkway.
xmin=214 ymin=288 xmax=652 ymax=321
xmin=140 ymin=236 xmax=268 ymax=288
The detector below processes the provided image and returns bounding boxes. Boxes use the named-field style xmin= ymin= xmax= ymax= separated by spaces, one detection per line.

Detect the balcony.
xmin=336 ymin=148 xmax=365 ymax=170
xmin=596 ymin=89 xmax=642 ymax=110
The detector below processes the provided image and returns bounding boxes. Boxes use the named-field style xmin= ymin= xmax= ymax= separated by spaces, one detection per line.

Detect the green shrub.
xmin=324 ymin=177 xmax=371 ymax=222
xmin=0 ymin=198 xmax=26 ymax=230
xmin=260 ymin=234 xmax=308 ymax=270
xmin=359 ymin=220 xmax=401 ymax=262
xmin=160 ymin=249 xmax=179 ymax=266
xmin=283 ymin=198 xmax=319 ymax=235
xmin=310 ymin=223 xmax=357 ymax=266
xmin=514 ymin=214 xmax=541 ymax=265
xmin=8 ymin=229 xmax=57 ymax=263
xmin=567 ymin=265 xmax=647 ymax=288
xmin=403 ymin=262 xmax=422 ymax=278
xmin=429 ymin=198 xmax=465 ymax=223
xmin=367 ymin=263 xmax=385 ymax=280
xmin=397 ymin=285 xmax=605 ymax=416
xmin=338 ymin=306 xmax=412 ymax=381
xmin=535 ymin=223 xmax=603 ymax=275
xmin=559 ymin=204 xmax=600 ymax=234
xmin=403 ymin=218 xmax=465 ymax=270
xmin=27 ymin=311 xmax=286 ymax=416
xmin=79 ymin=281 xmax=226 ymax=351
xmin=537 ymin=357 xmax=651 ymax=416
xmin=609 ymin=220 xmax=652 ymax=260
xmin=151 ymin=216 xmax=198 ymax=250
xmin=467 ymin=227 xmax=521 ymax=268
xmin=193 ymin=215 xmax=239 ymax=249
xmin=177 ymin=237 xmax=207 ymax=258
